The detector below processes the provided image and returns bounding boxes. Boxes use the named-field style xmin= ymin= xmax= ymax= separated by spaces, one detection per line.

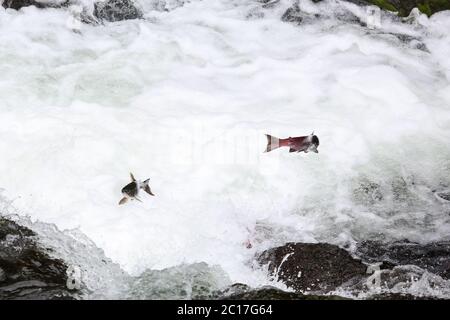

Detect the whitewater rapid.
xmin=1 ymin=0 xmax=450 ymax=298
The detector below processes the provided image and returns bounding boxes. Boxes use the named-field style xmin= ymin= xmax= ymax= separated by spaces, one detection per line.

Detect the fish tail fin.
xmin=143 ymin=179 xmax=155 ymax=196
xmin=264 ymin=134 xmax=280 ymax=153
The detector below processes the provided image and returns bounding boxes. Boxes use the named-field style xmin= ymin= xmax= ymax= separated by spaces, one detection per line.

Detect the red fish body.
xmin=264 ymin=133 xmax=319 ymax=153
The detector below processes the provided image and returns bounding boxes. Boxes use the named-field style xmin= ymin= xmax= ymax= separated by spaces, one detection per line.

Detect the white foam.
xmin=1 ymin=0 xmax=450 ymax=297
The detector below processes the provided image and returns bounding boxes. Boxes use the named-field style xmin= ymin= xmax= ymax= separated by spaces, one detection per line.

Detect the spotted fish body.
xmin=119 ymin=173 xmax=155 ymax=205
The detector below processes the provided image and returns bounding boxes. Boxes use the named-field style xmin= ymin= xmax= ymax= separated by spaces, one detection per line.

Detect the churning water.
xmin=1 ymin=0 xmax=450 ymax=298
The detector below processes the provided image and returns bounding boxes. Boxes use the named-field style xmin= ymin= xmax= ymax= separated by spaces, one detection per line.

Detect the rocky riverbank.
xmin=366 ymin=0 xmax=450 ymax=16
xmin=2 ymin=0 xmax=143 ymax=22
xmin=0 ymin=216 xmax=78 ymax=299
xmin=263 ymin=0 xmax=450 ymax=17
xmin=258 ymin=243 xmax=367 ymax=293
xmin=2 ymin=215 xmax=448 ymax=299
xmin=3 ymin=0 xmax=450 ymax=23
xmin=255 ymin=241 xmax=450 ymax=298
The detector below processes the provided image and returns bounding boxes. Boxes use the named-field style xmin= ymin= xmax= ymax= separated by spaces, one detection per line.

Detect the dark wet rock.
xmin=281 ymin=3 xmax=305 ymax=24
xmin=259 ymin=0 xmax=281 ymax=9
xmin=2 ymin=0 xmax=68 ymax=10
xmin=356 ymin=240 xmax=450 ymax=279
xmin=368 ymin=292 xmax=442 ymax=300
xmin=434 ymin=190 xmax=450 ymax=202
xmin=257 ymin=243 xmax=368 ymax=293
xmin=0 ymin=216 xmax=77 ymax=300
xmin=373 ymin=31 xmax=429 ymax=51
xmin=214 ymin=283 xmax=350 ymax=300
xmin=256 ymin=241 xmax=449 ymax=299
xmin=93 ymin=0 xmax=143 ymax=22
xmin=280 ymin=1 xmax=363 ymax=26
xmin=328 ymin=0 xmax=373 ymax=5
xmin=2 ymin=0 xmax=39 ymax=10
xmin=281 ymin=3 xmax=333 ymax=25
xmin=2 ymin=0 xmax=143 ymax=23
xmin=383 ymin=33 xmax=429 ymax=51
xmin=393 ymin=33 xmax=420 ymax=43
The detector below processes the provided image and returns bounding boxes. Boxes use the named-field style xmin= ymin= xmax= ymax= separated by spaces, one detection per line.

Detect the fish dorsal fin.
xmin=306 ymin=131 xmax=314 ymax=142
xmin=130 ymin=173 xmax=136 ymax=182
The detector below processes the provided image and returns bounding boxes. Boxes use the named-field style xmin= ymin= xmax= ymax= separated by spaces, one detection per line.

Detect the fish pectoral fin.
xmin=144 ymin=185 xmax=155 ymax=196
xmin=289 ymin=148 xmax=296 ymax=153
xmin=135 ymin=197 xmax=143 ymax=203
xmin=130 ymin=172 xmax=136 ymax=182
xmin=119 ymin=197 xmax=128 ymax=205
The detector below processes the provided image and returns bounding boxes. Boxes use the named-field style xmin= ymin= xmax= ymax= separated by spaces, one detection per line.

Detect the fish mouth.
xmin=308 ymin=145 xmax=319 ymax=153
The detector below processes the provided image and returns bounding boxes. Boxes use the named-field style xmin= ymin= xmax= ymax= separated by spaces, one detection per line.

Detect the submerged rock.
xmin=2 ymin=0 xmax=68 ymax=10
xmin=280 ymin=1 xmax=364 ymax=26
xmin=214 ymin=283 xmax=350 ymax=300
xmin=93 ymin=0 xmax=143 ymax=22
xmin=356 ymin=240 xmax=450 ymax=279
xmin=368 ymin=292 xmax=442 ymax=300
xmin=257 ymin=243 xmax=368 ymax=293
xmin=0 ymin=216 xmax=77 ymax=300
xmin=128 ymin=262 xmax=229 ymax=300
xmin=434 ymin=190 xmax=450 ymax=202
xmin=2 ymin=0 xmax=143 ymax=23
xmin=257 ymin=241 xmax=450 ymax=298
xmin=281 ymin=3 xmax=307 ymax=24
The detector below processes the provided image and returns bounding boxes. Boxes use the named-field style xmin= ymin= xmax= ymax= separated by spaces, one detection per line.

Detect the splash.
xmin=0 ymin=0 xmax=449 ymax=298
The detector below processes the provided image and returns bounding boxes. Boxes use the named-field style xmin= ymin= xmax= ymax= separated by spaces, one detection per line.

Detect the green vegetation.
xmin=428 ymin=0 xmax=450 ymax=15
xmin=417 ymin=2 xmax=432 ymax=16
xmin=370 ymin=0 xmax=398 ymax=12
xmin=368 ymin=0 xmax=450 ymax=17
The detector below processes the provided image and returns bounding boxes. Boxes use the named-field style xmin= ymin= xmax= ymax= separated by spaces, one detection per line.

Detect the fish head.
xmin=308 ymin=135 xmax=319 ymax=153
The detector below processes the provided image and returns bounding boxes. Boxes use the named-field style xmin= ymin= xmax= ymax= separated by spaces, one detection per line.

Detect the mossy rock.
xmin=367 ymin=0 xmax=450 ymax=17
xmin=370 ymin=0 xmax=398 ymax=12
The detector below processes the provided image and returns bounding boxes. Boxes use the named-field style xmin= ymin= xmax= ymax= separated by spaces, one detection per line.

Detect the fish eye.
xmin=312 ymin=136 xmax=319 ymax=145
